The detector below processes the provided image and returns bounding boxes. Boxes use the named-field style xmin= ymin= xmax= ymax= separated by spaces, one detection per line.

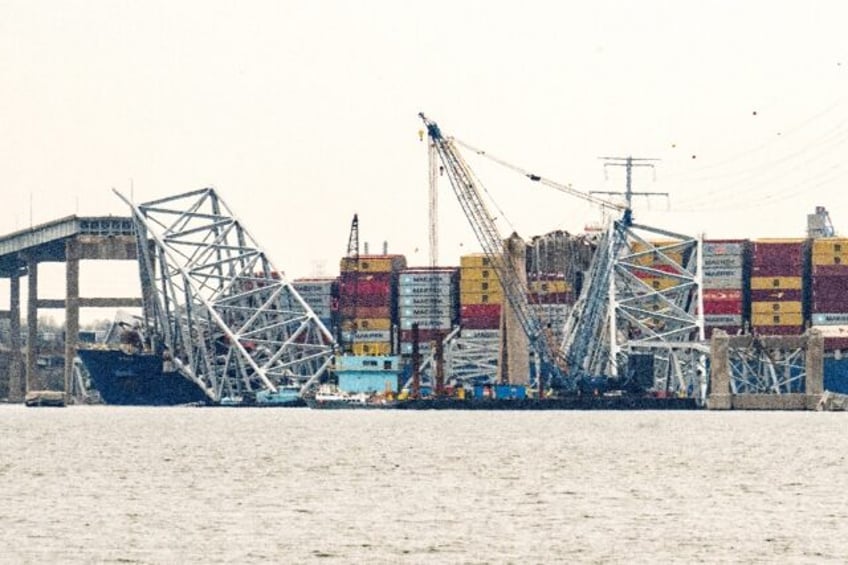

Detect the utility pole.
xmin=592 ymin=156 xmax=667 ymax=225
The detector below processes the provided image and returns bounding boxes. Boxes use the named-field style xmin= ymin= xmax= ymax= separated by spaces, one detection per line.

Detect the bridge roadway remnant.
xmin=0 ymin=215 xmax=145 ymax=402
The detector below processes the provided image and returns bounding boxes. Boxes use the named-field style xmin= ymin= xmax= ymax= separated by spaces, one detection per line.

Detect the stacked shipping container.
xmin=810 ymin=237 xmax=848 ymax=350
xmin=292 ymin=278 xmax=339 ymax=334
xmin=459 ymin=254 xmax=502 ymax=330
xmin=701 ymin=240 xmax=749 ymax=338
xmin=631 ymin=240 xmax=686 ymax=291
xmin=397 ymin=268 xmax=459 ymax=355
xmin=338 ymin=254 xmax=407 ymax=355
xmin=750 ymin=239 xmax=808 ymax=336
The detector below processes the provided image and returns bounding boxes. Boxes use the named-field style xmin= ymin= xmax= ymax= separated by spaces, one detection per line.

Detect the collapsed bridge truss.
xmin=117 ymin=188 xmax=335 ymax=402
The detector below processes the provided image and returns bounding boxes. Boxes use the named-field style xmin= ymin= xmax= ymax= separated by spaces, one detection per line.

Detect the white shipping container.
xmin=399 ymin=272 xmax=455 ymax=286
xmin=400 ymin=341 xmax=435 ymax=355
xmin=400 ymin=317 xmax=453 ymax=330
xmin=703 ymin=255 xmax=744 ymax=269
xmin=341 ymin=330 xmax=393 ymax=343
xmin=704 ymin=314 xmax=743 ymax=326
xmin=703 ymin=267 xmax=744 ymax=279
xmin=703 ymin=276 xmax=745 ymax=290
xmin=398 ymin=284 xmax=454 ymax=296
xmin=402 ymin=307 xmax=452 ymax=319
xmin=399 ymin=295 xmax=455 ymax=308
xmin=812 ymin=313 xmax=848 ymax=325
xmin=703 ymin=242 xmax=745 ymax=256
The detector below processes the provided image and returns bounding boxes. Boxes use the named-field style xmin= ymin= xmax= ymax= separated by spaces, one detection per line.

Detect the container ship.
xmin=76 ymin=346 xmax=209 ymax=406
xmin=302 ymin=227 xmax=848 ymax=409
xmin=78 ymin=220 xmax=848 ymax=407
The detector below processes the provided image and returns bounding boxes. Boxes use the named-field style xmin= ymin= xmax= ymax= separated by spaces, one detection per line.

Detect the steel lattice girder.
xmin=120 ymin=188 xmax=335 ymax=401
xmin=609 ymin=223 xmax=703 ymax=389
xmin=727 ymin=346 xmax=807 ymax=394
xmin=562 ymin=219 xmax=704 ymax=395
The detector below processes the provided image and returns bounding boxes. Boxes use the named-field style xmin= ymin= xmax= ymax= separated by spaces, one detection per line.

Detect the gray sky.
xmin=2 ymin=1 xmax=847 ymax=321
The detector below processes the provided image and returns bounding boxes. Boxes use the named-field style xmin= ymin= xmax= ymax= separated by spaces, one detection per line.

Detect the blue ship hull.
xmin=77 ymin=348 xmax=208 ymax=406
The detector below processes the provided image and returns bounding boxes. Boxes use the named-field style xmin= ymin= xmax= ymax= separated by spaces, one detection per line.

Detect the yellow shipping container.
xmin=640 ymin=277 xmax=678 ymax=291
xmin=754 ymin=238 xmax=807 ymax=244
xmin=751 ymin=312 xmax=804 ymax=327
xmin=460 ymin=291 xmax=503 ymax=305
xmin=750 ymin=276 xmax=803 ymax=290
xmin=340 ymin=255 xmax=407 ymax=273
xmin=460 ymin=254 xmax=493 ymax=268
xmin=340 ymin=318 xmax=392 ymax=331
xmin=812 ymin=252 xmax=848 ymax=266
xmin=459 ymin=278 xmax=502 ymax=294
xmin=751 ymin=301 xmax=803 ymax=314
xmin=460 ymin=266 xmax=499 ymax=281
xmin=812 ymin=238 xmax=848 ymax=255
xmin=630 ymin=241 xmax=684 ymax=266
xmin=528 ymin=280 xmax=571 ymax=293
xmin=351 ymin=342 xmax=393 ymax=356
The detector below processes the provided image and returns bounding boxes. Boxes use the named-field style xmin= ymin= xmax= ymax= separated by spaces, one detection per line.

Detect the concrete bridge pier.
xmin=0 ymin=216 xmax=140 ymax=403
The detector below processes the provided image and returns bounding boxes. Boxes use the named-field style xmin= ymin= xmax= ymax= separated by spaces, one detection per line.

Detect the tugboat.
xmin=304 ymin=384 xmax=396 ymax=409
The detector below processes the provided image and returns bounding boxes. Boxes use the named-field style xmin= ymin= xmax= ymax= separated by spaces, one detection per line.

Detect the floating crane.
xmin=420 ymin=113 xmax=706 ymax=398
xmin=419 ymin=113 xmax=572 ymax=389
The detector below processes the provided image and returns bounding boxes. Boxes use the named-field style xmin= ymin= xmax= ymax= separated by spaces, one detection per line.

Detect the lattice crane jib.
xmin=419 ymin=113 xmax=565 ymax=387
xmin=116 ymin=188 xmax=335 ymax=402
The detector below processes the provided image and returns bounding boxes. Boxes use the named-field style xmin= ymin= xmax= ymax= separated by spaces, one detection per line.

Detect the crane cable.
xmin=453 ymin=138 xmax=626 ymax=212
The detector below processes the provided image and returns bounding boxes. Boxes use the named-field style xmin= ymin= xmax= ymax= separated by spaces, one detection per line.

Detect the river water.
xmin=1 ymin=406 xmax=846 ymax=564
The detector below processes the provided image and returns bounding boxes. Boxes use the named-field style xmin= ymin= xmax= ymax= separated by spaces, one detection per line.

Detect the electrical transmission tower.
xmin=592 ymin=156 xmax=667 ymax=220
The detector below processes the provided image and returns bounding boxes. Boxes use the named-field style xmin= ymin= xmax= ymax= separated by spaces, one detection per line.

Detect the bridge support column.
xmin=7 ymin=272 xmax=23 ymax=402
xmin=806 ymin=330 xmax=824 ymax=409
xmin=498 ymin=233 xmax=530 ymax=385
xmin=707 ymin=330 xmax=731 ymax=409
xmin=26 ymin=257 xmax=38 ymax=393
xmin=64 ymin=239 xmax=80 ymax=401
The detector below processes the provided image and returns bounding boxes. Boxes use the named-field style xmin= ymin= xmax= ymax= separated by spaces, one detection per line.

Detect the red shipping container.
xmin=339 ymin=279 xmax=393 ymax=296
xmin=338 ymin=293 xmax=391 ymax=307
xmin=811 ymin=276 xmax=847 ymax=294
xmin=750 ymin=263 xmax=804 ymax=276
xmin=749 ymin=324 xmax=804 ymax=335
xmin=339 ymin=271 xmax=394 ymax=284
xmin=461 ymin=315 xmax=501 ymax=329
xmin=812 ymin=287 xmax=848 ymax=304
xmin=633 ymin=264 xmax=680 ymax=278
xmin=752 ymin=241 xmax=805 ymax=265
xmin=339 ymin=306 xmax=392 ymax=319
xmin=400 ymin=329 xmax=448 ymax=342
xmin=812 ymin=265 xmax=848 ymax=277
xmin=703 ymin=300 xmax=743 ymax=315
xmin=825 ymin=337 xmax=848 ymax=351
xmin=814 ymin=299 xmax=848 ymax=312
xmin=461 ymin=303 xmax=502 ymax=318
xmin=703 ymin=289 xmax=743 ymax=302
xmin=750 ymin=289 xmax=803 ymax=302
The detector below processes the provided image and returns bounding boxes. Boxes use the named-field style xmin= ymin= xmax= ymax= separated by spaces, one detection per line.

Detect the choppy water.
xmin=2 ymin=406 xmax=847 ymax=564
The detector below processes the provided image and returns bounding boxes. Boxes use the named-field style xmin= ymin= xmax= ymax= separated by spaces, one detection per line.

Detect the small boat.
xmin=24 ymin=390 xmax=66 ymax=407
xmin=305 ymin=384 xmax=396 ymax=409
xmin=219 ymin=386 xmax=306 ymax=407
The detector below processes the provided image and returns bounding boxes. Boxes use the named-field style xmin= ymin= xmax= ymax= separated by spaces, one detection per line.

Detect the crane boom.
xmin=419 ymin=113 xmax=567 ymax=387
